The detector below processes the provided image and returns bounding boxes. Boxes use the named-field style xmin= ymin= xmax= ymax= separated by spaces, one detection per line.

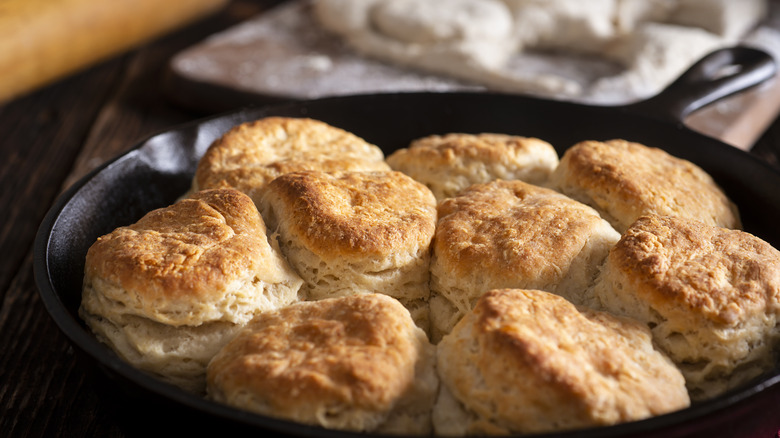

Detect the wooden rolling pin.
xmin=0 ymin=0 xmax=228 ymax=102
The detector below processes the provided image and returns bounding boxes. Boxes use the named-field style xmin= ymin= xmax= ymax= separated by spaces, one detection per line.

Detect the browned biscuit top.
xmin=434 ymin=180 xmax=608 ymax=284
xmin=85 ymin=188 xmax=274 ymax=305
xmin=609 ymin=214 xmax=780 ymax=325
xmin=554 ymin=139 xmax=740 ymax=229
xmin=388 ymin=133 xmax=556 ymax=166
xmin=438 ymin=289 xmax=689 ymax=431
xmin=195 ymin=117 xmax=388 ymax=194
xmin=263 ymin=170 xmax=437 ymax=257
xmin=207 ymin=293 xmax=419 ymax=415
xmin=386 ymin=132 xmax=559 ymax=201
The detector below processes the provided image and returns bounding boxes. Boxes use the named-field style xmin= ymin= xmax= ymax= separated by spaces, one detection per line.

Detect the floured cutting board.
xmin=165 ymin=0 xmax=780 ymax=150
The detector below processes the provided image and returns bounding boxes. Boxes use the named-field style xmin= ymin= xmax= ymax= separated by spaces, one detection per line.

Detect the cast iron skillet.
xmin=35 ymin=47 xmax=780 ymax=437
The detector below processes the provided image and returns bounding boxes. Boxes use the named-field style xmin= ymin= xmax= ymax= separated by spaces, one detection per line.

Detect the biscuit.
xmin=207 ymin=293 xmax=438 ymax=434
xmin=193 ymin=117 xmax=390 ymax=204
xmin=386 ymin=133 xmax=559 ymax=201
xmin=550 ymin=139 xmax=741 ymax=232
xmin=80 ymin=189 xmax=304 ymax=393
xmin=429 ymin=179 xmax=620 ymax=341
xmin=259 ymin=170 xmax=437 ymax=330
xmin=593 ymin=214 xmax=780 ymax=400
xmin=434 ymin=289 xmax=690 ymax=435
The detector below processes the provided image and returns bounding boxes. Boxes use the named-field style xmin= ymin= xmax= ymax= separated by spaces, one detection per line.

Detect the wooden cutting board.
xmin=0 ymin=0 xmax=228 ymax=103
xmin=164 ymin=0 xmax=780 ymax=151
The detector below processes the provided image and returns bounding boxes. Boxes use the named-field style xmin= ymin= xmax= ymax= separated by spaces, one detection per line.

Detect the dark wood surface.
xmin=1 ymin=2 xmax=780 ymax=437
xmin=0 ymin=2 xmax=270 ymax=437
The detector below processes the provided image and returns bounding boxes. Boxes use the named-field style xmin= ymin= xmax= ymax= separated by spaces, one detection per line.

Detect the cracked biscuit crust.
xmin=551 ymin=139 xmax=740 ymax=232
xmin=595 ymin=214 xmax=780 ymax=399
xmin=207 ymin=293 xmax=437 ymax=433
xmin=82 ymin=188 xmax=302 ymax=326
xmin=194 ymin=117 xmax=389 ymax=203
xmin=262 ymin=170 xmax=436 ymax=259
xmin=386 ymin=132 xmax=558 ymax=200
xmin=435 ymin=288 xmax=689 ymax=435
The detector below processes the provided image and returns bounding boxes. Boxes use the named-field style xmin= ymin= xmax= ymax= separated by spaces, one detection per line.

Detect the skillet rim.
xmin=34 ymin=91 xmax=780 ymax=437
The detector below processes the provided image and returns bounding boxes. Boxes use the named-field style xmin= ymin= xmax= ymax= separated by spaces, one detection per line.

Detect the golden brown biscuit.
xmin=80 ymin=188 xmax=303 ymax=393
xmin=429 ymin=179 xmax=620 ymax=341
xmin=550 ymin=139 xmax=740 ymax=232
xmin=193 ymin=117 xmax=390 ymax=204
xmin=259 ymin=170 xmax=437 ymax=330
xmin=207 ymin=293 xmax=438 ymax=434
xmin=386 ymin=133 xmax=559 ymax=201
xmin=593 ymin=214 xmax=780 ymax=400
xmin=434 ymin=289 xmax=690 ymax=435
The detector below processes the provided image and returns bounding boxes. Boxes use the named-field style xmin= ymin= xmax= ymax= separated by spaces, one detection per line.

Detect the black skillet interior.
xmin=35 ymin=50 xmax=780 ymax=437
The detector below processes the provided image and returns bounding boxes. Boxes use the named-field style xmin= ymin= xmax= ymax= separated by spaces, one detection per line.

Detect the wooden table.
xmin=1 ymin=2 xmax=780 ymax=437
xmin=0 ymin=2 xmax=270 ymax=436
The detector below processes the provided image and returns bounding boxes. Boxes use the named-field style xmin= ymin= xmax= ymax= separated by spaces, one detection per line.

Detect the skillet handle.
xmin=621 ymin=46 xmax=777 ymax=124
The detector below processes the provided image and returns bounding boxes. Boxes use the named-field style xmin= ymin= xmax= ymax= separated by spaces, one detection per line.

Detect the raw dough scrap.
xmin=505 ymin=0 xmax=619 ymax=53
xmin=670 ymin=0 xmax=769 ymax=40
xmin=313 ymin=0 xmax=581 ymax=95
xmin=312 ymin=0 xmax=770 ymax=99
